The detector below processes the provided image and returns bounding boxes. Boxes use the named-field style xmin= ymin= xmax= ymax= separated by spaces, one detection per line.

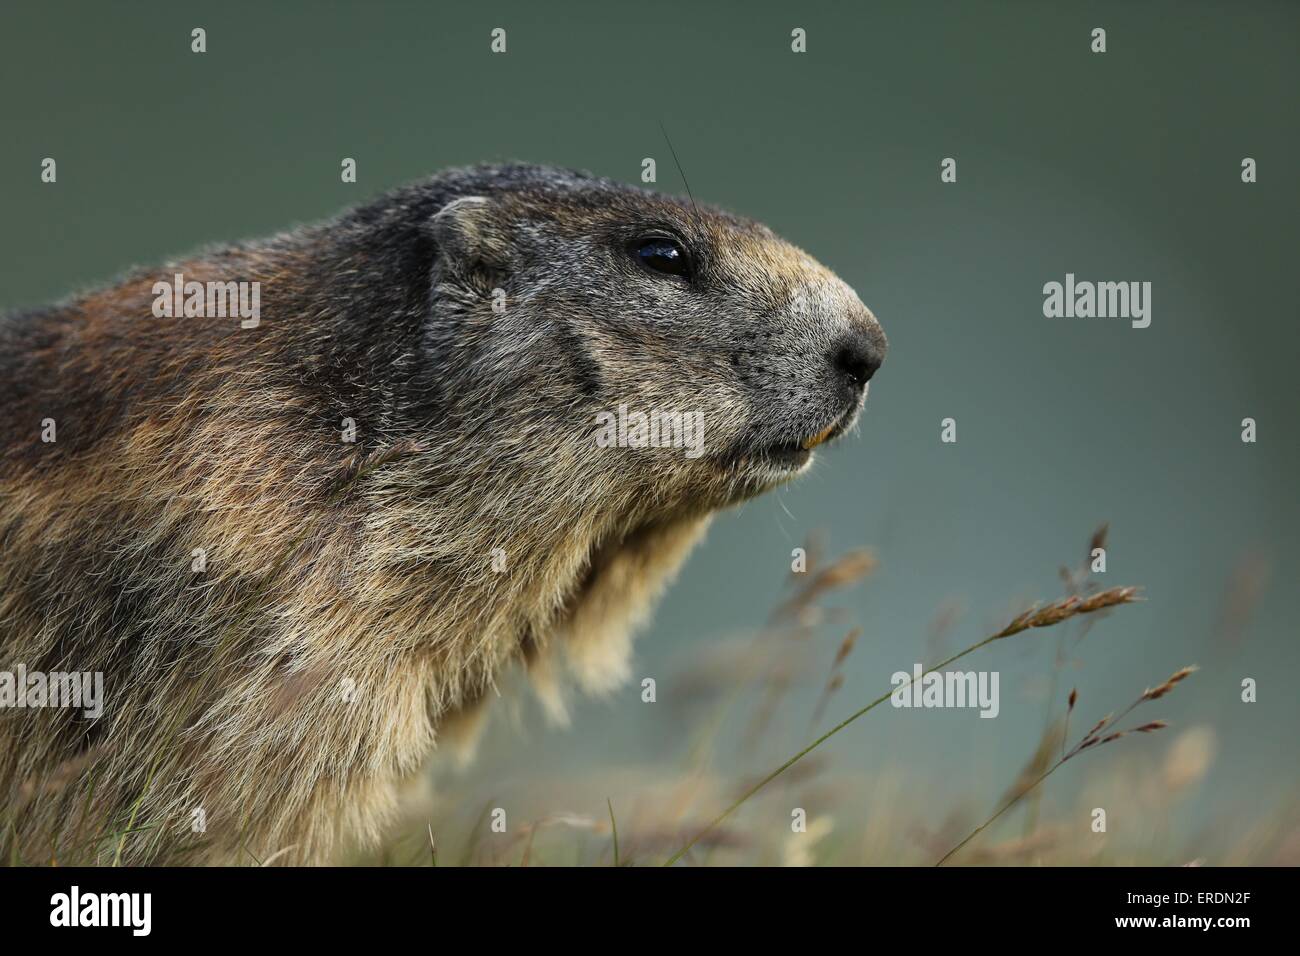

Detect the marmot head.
xmin=418 ymin=164 xmax=886 ymax=515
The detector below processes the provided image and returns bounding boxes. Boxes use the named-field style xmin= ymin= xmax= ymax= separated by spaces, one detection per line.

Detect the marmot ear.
xmin=430 ymin=196 xmax=509 ymax=273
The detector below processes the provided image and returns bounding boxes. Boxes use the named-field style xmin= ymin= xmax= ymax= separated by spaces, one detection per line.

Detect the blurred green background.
xmin=3 ymin=0 xmax=1296 ymax=861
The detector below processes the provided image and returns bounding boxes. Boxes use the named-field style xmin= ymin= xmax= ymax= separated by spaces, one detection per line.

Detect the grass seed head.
xmin=994 ymin=586 xmax=1140 ymax=639
xmin=1143 ymin=665 xmax=1199 ymax=701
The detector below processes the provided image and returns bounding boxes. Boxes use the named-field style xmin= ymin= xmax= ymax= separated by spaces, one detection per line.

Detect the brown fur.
xmin=0 ymin=164 xmax=884 ymax=864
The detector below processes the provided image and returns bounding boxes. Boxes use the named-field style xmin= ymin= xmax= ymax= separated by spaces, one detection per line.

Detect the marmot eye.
xmin=632 ymin=237 xmax=691 ymax=279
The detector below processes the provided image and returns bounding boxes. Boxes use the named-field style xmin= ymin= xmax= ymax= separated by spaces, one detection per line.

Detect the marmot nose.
xmin=831 ymin=326 xmax=886 ymax=392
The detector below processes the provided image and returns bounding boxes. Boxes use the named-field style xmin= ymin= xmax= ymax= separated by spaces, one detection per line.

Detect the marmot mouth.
xmin=749 ymin=414 xmax=851 ymax=471
xmin=801 ymin=419 xmax=840 ymax=450
xmin=755 ymin=440 xmax=814 ymax=469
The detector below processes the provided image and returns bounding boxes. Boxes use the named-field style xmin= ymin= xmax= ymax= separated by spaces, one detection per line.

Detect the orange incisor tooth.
xmin=803 ymin=422 xmax=837 ymax=450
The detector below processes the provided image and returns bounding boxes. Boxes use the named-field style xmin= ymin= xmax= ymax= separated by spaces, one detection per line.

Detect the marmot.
xmin=0 ymin=163 xmax=886 ymax=864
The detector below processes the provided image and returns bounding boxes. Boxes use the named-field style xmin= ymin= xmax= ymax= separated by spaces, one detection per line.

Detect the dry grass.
xmin=935 ymin=666 xmax=1195 ymax=865
xmin=15 ymin=524 xmax=1291 ymax=867
xmin=383 ymin=526 xmax=1293 ymax=868
xmin=661 ymin=583 xmax=1143 ymax=866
